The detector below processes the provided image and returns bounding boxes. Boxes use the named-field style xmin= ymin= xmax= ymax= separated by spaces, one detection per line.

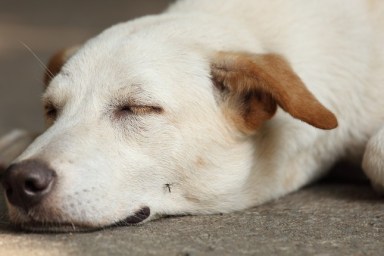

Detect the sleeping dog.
xmin=1 ymin=0 xmax=384 ymax=231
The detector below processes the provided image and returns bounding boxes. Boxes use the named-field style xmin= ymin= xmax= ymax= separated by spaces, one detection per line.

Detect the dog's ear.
xmin=211 ymin=52 xmax=338 ymax=134
xmin=44 ymin=46 xmax=80 ymax=87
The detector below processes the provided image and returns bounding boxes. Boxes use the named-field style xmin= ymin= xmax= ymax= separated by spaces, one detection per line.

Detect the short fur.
xmin=2 ymin=0 xmax=384 ymax=231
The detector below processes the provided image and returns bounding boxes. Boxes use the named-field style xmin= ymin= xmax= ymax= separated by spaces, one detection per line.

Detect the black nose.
xmin=1 ymin=160 xmax=56 ymax=212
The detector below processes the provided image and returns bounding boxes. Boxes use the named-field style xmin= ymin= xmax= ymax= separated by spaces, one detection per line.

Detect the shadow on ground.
xmin=1 ymin=177 xmax=383 ymax=255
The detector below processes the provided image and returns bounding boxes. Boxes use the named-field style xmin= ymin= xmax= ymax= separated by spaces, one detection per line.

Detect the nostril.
xmin=25 ymin=179 xmax=36 ymax=192
xmin=25 ymin=178 xmax=42 ymax=193
xmin=24 ymin=175 xmax=53 ymax=194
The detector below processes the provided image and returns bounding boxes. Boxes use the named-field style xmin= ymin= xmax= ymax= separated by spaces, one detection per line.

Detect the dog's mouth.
xmin=13 ymin=206 xmax=151 ymax=233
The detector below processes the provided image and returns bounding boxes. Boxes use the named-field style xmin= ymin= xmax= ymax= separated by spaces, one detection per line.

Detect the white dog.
xmin=1 ymin=0 xmax=384 ymax=232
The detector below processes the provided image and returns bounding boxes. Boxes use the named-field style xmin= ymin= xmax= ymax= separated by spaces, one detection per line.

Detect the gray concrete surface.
xmin=0 ymin=182 xmax=383 ymax=256
xmin=0 ymin=1 xmax=383 ymax=255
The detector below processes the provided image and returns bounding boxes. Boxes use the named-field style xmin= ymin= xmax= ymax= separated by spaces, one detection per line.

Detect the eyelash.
xmin=44 ymin=104 xmax=58 ymax=120
xmin=115 ymin=105 xmax=163 ymax=118
xmin=43 ymin=103 xmax=163 ymax=122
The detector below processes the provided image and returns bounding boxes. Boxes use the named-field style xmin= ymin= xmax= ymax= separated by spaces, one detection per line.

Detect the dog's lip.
xmin=13 ymin=206 xmax=152 ymax=233
xmin=114 ymin=206 xmax=151 ymax=226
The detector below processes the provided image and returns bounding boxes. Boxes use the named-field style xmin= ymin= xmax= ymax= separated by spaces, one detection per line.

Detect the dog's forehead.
xmin=53 ymin=44 xmax=157 ymax=93
xmin=48 ymin=35 xmax=212 ymax=112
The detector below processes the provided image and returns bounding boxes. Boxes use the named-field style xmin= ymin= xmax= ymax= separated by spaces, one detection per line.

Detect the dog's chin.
xmin=10 ymin=206 xmax=152 ymax=233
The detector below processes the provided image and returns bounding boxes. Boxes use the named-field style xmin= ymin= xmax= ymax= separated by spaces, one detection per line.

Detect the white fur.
xmin=7 ymin=0 xmax=384 ymax=229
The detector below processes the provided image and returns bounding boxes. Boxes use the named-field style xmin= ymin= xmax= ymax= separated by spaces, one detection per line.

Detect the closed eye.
xmin=115 ymin=105 xmax=163 ymax=118
xmin=44 ymin=103 xmax=59 ymax=120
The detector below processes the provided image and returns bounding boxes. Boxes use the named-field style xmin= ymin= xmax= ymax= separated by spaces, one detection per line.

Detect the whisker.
xmin=19 ymin=41 xmax=54 ymax=79
xmin=71 ymin=222 xmax=76 ymax=232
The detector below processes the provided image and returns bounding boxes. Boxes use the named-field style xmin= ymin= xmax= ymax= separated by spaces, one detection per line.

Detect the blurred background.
xmin=0 ymin=0 xmax=173 ymax=135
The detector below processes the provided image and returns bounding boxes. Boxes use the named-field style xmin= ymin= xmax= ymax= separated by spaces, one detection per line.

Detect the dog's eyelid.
xmin=42 ymin=95 xmax=60 ymax=108
xmin=42 ymin=98 xmax=62 ymax=121
xmin=43 ymin=100 xmax=60 ymax=111
xmin=117 ymin=105 xmax=164 ymax=116
xmin=44 ymin=104 xmax=59 ymax=120
xmin=43 ymin=99 xmax=54 ymax=108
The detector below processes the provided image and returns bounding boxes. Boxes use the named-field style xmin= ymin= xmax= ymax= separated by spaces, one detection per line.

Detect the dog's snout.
xmin=1 ymin=160 xmax=56 ymax=211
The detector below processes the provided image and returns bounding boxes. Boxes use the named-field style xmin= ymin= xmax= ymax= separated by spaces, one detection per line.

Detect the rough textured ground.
xmin=0 ymin=1 xmax=383 ymax=255
xmin=1 ymin=181 xmax=383 ymax=256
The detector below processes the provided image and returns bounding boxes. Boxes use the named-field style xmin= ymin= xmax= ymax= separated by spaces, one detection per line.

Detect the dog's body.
xmin=1 ymin=0 xmax=384 ymax=231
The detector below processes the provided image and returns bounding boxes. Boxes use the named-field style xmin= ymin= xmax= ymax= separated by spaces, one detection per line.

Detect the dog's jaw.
xmin=7 ymin=205 xmax=152 ymax=233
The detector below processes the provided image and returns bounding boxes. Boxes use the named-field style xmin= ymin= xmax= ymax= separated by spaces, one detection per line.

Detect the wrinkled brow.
xmin=112 ymin=84 xmax=160 ymax=106
xmin=41 ymin=85 xmax=70 ymax=108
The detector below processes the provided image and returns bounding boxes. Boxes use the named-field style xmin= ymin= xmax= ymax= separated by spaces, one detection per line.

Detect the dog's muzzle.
xmin=1 ymin=159 xmax=151 ymax=232
xmin=1 ymin=160 xmax=151 ymax=232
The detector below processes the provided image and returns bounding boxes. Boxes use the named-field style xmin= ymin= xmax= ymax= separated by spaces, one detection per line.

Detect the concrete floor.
xmin=0 ymin=1 xmax=383 ymax=255
xmin=0 ymin=182 xmax=383 ymax=256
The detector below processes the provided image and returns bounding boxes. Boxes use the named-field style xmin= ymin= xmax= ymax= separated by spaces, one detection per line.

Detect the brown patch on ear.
xmin=211 ymin=52 xmax=338 ymax=134
xmin=44 ymin=46 xmax=80 ymax=87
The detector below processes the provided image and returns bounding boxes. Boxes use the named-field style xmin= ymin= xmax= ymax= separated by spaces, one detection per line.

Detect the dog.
xmin=1 ymin=0 xmax=383 ymax=232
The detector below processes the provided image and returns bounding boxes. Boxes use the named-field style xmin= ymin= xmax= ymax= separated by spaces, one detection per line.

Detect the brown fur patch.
xmin=211 ymin=52 xmax=338 ymax=133
xmin=195 ymin=156 xmax=206 ymax=169
xmin=44 ymin=46 xmax=80 ymax=87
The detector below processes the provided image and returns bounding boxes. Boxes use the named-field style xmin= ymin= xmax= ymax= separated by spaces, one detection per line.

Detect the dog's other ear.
xmin=211 ymin=52 xmax=338 ymax=134
xmin=44 ymin=46 xmax=80 ymax=87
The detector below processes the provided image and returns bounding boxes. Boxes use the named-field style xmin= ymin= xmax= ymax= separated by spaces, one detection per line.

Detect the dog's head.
xmin=1 ymin=18 xmax=337 ymax=232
